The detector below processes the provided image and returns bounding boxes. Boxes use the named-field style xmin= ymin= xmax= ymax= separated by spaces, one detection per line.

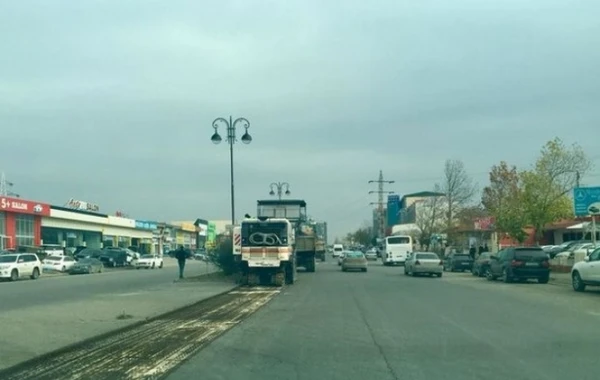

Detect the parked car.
xmin=75 ymin=248 xmax=104 ymax=260
xmin=134 ymin=254 xmax=164 ymax=269
xmin=443 ymin=253 xmax=473 ymax=272
xmin=341 ymin=251 xmax=368 ymax=272
xmin=404 ymin=252 xmax=443 ymax=277
xmin=485 ymin=247 xmax=550 ymax=283
xmin=472 ymin=252 xmax=493 ymax=277
xmin=571 ymin=247 xmax=600 ymax=292
xmin=0 ymin=253 xmax=42 ymax=281
xmin=99 ymin=249 xmax=129 ymax=267
xmin=42 ymin=255 xmax=76 ymax=272
xmin=69 ymin=258 xmax=104 ymax=275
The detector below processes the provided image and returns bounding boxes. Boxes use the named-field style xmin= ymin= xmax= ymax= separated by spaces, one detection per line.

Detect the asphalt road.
xmin=0 ymin=258 xmax=212 ymax=312
xmin=168 ymin=258 xmax=600 ymax=380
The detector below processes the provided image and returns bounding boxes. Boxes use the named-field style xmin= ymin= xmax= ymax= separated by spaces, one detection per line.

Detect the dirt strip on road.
xmin=0 ymin=286 xmax=281 ymax=380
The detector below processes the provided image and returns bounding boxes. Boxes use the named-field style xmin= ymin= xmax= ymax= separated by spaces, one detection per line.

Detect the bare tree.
xmin=441 ymin=159 xmax=476 ymax=236
xmin=414 ymin=184 xmax=446 ymax=250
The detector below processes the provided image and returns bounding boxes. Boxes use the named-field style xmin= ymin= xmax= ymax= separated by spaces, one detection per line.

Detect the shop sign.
xmin=66 ymin=198 xmax=100 ymax=212
xmin=0 ymin=196 xmax=51 ymax=216
xmin=135 ymin=220 xmax=157 ymax=230
xmin=197 ymin=223 xmax=208 ymax=237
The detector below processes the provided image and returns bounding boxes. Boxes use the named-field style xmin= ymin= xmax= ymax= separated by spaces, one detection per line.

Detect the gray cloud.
xmin=1 ymin=0 xmax=599 ymax=239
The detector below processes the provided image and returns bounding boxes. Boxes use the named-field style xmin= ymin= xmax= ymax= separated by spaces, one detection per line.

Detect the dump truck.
xmin=237 ymin=217 xmax=296 ymax=286
xmin=256 ymin=199 xmax=322 ymax=272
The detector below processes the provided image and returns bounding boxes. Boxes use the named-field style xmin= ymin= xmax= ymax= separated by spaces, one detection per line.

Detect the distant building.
xmin=398 ymin=191 xmax=445 ymax=224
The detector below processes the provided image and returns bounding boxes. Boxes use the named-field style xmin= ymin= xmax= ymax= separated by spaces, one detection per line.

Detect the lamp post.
xmin=269 ymin=182 xmax=291 ymax=200
xmin=211 ymin=116 xmax=252 ymax=228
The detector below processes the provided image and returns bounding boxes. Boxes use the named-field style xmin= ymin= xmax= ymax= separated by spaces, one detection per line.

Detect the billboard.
xmin=387 ymin=194 xmax=400 ymax=227
xmin=573 ymin=187 xmax=600 ymax=216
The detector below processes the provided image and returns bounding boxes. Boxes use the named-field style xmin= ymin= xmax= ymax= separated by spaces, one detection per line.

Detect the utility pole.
xmin=368 ymin=170 xmax=394 ymax=242
xmin=576 ymin=171 xmax=581 ymax=188
xmin=0 ymin=172 xmax=19 ymax=197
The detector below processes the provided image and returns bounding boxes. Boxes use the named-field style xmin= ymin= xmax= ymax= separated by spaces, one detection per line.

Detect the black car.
xmin=443 ymin=253 xmax=473 ymax=272
xmin=486 ymin=247 xmax=550 ymax=283
xmin=75 ymin=248 xmax=104 ymax=260
xmin=99 ymin=249 xmax=129 ymax=267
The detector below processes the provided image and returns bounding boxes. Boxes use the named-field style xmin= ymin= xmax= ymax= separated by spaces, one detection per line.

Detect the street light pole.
xmin=269 ymin=182 xmax=291 ymax=200
xmin=211 ymin=116 xmax=252 ymax=229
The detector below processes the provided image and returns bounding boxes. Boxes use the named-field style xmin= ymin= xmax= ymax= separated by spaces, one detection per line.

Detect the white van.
xmin=332 ymin=244 xmax=344 ymax=257
xmin=382 ymin=235 xmax=413 ymax=266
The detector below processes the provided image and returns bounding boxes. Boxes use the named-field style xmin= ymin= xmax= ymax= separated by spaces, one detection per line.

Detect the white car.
xmin=42 ymin=255 xmax=76 ymax=272
xmin=571 ymin=247 xmax=600 ymax=292
xmin=134 ymin=254 xmax=163 ymax=269
xmin=404 ymin=252 xmax=443 ymax=277
xmin=365 ymin=248 xmax=378 ymax=260
xmin=0 ymin=253 xmax=42 ymax=281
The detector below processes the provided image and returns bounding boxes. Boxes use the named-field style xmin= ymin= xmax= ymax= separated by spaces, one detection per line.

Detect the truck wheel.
xmin=274 ymin=272 xmax=285 ymax=287
xmin=285 ymin=263 xmax=295 ymax=284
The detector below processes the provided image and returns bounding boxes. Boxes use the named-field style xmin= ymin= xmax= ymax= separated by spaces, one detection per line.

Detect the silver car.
xmin=404 ymin=252 xmax=443 ymax=277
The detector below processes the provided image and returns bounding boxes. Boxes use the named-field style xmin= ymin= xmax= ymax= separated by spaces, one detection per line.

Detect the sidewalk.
xmin=0 ymin=273 xmax=236 ymax=371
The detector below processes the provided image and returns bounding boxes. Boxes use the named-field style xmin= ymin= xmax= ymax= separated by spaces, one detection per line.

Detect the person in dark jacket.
xmin=175 ymin=245 xmax=188 ymax=279
xmin=469 ymin=245 xmax=476 ymax=260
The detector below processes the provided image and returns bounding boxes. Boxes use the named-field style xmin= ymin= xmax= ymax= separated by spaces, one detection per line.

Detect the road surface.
xmin=0 ymin=258 xmax=213 ymax=312
xmin=0 ymin=258 xmax=223 ymax=370
xmin=168 ymin=259 xmax=599 ymax=380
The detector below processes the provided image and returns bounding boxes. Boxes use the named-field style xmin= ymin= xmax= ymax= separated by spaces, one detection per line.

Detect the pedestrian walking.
xmin=469 ymin=245 xmax=476 ymax=260
xmin=175 ymin=245 xmax=188 ymax=279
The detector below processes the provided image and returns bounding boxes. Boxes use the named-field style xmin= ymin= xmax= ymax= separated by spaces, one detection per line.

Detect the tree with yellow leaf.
xmin=520 ymin=138 xmax=592 ymax=242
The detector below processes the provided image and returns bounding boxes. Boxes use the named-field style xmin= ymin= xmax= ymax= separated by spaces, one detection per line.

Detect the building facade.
xmin=0 ymin=196 xmax=51 ymax=250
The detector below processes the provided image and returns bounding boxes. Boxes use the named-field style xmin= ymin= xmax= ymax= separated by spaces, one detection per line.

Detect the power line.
xmin=368 ymin=170 xmax=394 ymax=241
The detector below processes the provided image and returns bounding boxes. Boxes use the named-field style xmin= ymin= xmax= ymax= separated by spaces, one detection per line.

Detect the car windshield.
xmin=77 ymin=259 xmax=95 ymax=265
xmin=416 ymin=253 xmax=438 ymax=260
xmin=0 ymin=255 xmax=18 ymax=263
xmin=141 ymin=254 xmax=154 ymax=259
xmin=344 ymin=251 xmax=364 ymax=258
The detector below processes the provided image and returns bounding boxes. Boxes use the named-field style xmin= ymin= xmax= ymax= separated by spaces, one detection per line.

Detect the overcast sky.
xmin=1 ymin=0 xmax=599 ymax=239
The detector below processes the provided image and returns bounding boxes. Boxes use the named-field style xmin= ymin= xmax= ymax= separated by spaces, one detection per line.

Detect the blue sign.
xmin=573 ymin=187 xmax=600 ymax=216
xmin=387 ymin=195 xmax=400 ymax=227
xmin=135 ymin=220 xmax=158 ymax=230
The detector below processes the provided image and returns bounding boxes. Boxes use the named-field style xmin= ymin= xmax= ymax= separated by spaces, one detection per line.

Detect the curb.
xmin=0 ymin=283 xmax=240 ymax=377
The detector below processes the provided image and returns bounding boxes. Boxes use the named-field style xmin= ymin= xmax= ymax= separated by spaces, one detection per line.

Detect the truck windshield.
xmin=242 ymin=222 xmax=288 ymax=247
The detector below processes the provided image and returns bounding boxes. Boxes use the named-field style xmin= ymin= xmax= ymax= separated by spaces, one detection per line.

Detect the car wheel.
xmin=62 ymin=266 xmax=66 ymax=272
xmin=159 ymin=262 xmax=163 ymax=269
xmin=538 ymin=276 xmax=549 ymax=284
xmin=437 ymin=272 xmax=443 ymax=278
xmin=31 ymin=268 xmax=40 ymax=280
xmin=502 ymin=269 xmax=512 ymax=283
xmin=10 ymin=269 xmax=19 ymax=281
xmin=572 ymin=272 xmax=585 ymax=291
xmin=486 ymin=268 xmax=496 ymax=281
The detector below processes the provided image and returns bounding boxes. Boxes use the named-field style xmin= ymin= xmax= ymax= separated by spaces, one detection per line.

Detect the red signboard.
xmin=0 ymin=196 xmax=51 ymax=216
xmin=474 ymin=217 xmax=495 ymax=231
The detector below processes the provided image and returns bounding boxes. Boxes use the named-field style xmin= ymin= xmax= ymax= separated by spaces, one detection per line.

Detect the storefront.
xmin=41 ymin=207 xmax=106 ymax=249
xmin=194 ymin=218 xmax=208 ymax=249
xmin=0 ymin=196 xmax=50 ymax=250
xmin=42 ymin=208 xmax=154 ymax=251
xmin=135 ymin=220 xmax=158 ymax=254
xmin=174 ymin=222 xmax=197 ymax=249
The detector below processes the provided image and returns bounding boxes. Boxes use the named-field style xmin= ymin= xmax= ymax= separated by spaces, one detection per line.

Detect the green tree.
xmin=346 ymin=224 xmax=373 ymax=246
xmin=482 ymin=161 xmax=528 ymax=242
xmin=520 ymin=138 xmax=592 ymax=241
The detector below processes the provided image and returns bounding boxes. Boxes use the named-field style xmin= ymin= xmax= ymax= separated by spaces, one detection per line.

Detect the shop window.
xmin=16 ymin=214 xmax=35 ymax=248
